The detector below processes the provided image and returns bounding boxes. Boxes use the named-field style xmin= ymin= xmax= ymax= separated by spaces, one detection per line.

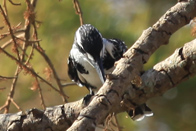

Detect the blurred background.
xmin=0 ymin=0 xmax=196 ymax=131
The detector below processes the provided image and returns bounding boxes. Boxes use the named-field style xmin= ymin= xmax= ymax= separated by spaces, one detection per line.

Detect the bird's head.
xmin=74 ymin=24 xmax=103 ymax=61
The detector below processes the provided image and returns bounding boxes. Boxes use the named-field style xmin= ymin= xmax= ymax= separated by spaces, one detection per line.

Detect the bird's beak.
xmin=96 ymin=57 xmax=105 ymax=84
xmin=85 ymin=54 xmax=105 ymax=84
xmin=100 ymin=39 xmax=105 ymax=58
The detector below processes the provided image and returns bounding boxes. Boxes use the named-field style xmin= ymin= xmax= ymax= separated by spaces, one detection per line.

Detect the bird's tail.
xmin=128 ymin=103 xmax=153 ymax=121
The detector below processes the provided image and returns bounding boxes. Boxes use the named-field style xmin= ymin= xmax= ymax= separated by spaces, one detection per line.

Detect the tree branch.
xmin=124 ymin=38 xmax=196 ymax=106
xmin=72 ymin=0 xmax=84 ymax=25
xmin=0 ymin=37 xmax=196 ymax=130
xmin=1 ymin=1 xmax=196 ymax=131
xmin=67 ymin=0 xmax=196 ymax=130
xmin=0 ymin=99 xmax=83 ymax=131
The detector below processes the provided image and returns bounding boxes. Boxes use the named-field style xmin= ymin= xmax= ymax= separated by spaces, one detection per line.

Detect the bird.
xmin=68 ymin=33 xmax=127 ymax=97
xmin=68 ymin=24 xmax=105 ymax=96
xmin=68 ymin=24 xmax=153 ymax=121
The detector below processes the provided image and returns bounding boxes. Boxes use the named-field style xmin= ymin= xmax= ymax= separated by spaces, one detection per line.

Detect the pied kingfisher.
xmin=67 ymin=24 xmax=153 ymax=121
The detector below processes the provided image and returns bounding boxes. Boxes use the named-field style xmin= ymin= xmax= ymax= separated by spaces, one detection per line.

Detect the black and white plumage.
xmin=68 ymin=24 xmax=153 ymax=121
xmin=68 ymin=24 xmax=105 ymax=95
xmin=102 ymin=38 xmax=127 ymax=74
xmin=129 ymin=103 xmax=153 ymax=121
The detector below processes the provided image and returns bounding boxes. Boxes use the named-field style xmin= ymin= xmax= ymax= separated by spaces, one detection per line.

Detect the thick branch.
xmin=68 ymin=1 xmax=196 ymax=130
xmin=126 ymin=38 xmax=196 ymax=105
xmin=1 ymin=1 xmax=196 ymax=131
xmin=0 ymin=99 xmax=83 ymax=131
xmin=0 ymin=38 xmax=196 ymax=131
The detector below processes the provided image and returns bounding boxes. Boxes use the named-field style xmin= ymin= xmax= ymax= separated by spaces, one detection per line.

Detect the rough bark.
xmin=1 ymin=38 xmax=196 ymax=131
xmin=126 ymin=38 xmax=196 ymax=105
xmin=67 ymin=0 xmax=196 ymax=130
xmin=0 ymin=99 xmax=83 ymax=131
xmin=0 ymin=0 xmax=196 ymax=131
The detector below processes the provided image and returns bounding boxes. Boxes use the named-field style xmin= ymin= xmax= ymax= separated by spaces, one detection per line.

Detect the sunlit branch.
xmin=8 ymin=0 xmax=21 ymax=6
xmin=0 ymin=5 xmax=21 ymax=61
xmin=72 ymin=0 xmax=84 ymax=25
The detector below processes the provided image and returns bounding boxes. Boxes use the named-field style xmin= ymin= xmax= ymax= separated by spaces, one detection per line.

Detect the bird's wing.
xmin=109 ymin=38 xmax=127 ymax=61
xmin=67 ymin=56 xmax=84 ymax=87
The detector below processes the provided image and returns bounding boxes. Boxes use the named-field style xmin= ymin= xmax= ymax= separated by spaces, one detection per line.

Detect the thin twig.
xmin=72 ymin=0 xmax=84 ymax=25
xmin=31 ymin=0 xmax=38 ymax=8
xmin=0 ymin=75 xmax=16 ymax=80
xmin=15 ymin=36 xmax=41 ymax=43
xmin=8 ymin=0 xmax=21 ymax=6
xmin=13 ymin=22 xmax=22 ymax=30
xmin=25 ymin=43 xmax=34 ymax=64
xmin=10 ymin=98 xmax=22 ymax=111
xmin=35 ymin=78 xmax=46 ymax=110
xmin=0 ymin=104 xmax=6 ymax=112
xmin=0 ymin=5 xmax=21 ymax=61
xmin=3 ymin=0 xmax=8 ymax=16
xmin=21 ymin=0 xmax=33 ymax=62
xmin=24 ymin=28 xmax=36 ymax=65
xmin=3 ymin=66 xmax=20 ymax=113
xmin=0 ymin=29 xmax=25 ymax=41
